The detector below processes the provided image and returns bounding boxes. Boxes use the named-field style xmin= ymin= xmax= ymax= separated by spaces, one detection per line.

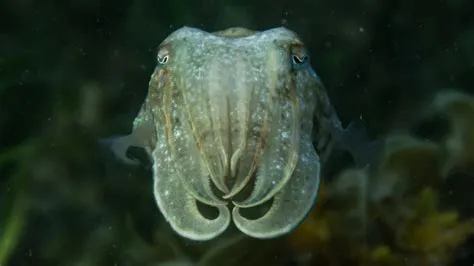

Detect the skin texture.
xmin=109 ymin=26 xmax=348 ymax=241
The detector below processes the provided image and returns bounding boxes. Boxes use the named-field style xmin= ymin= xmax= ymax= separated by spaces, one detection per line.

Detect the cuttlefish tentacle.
xmin=232 ymin=134 xmax=319 ymax=238
xmin=205 ymin=57 xmax=232 ymax=194
xmin=154 ymin=59 xmax=226 ymax=207
xmin=170 ymin=46 xmax=232 ymax=197
xmin=224 ymin=56 xmax=255 ymax=198
xmin=223 ymin=54 xmax=271 ymax=199
xmin=233 ymin=49 xmax=300 ymax=208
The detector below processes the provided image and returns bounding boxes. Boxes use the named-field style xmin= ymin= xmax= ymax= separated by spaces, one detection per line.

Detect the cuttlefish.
xmin=103 ymin=26 xmax=379 ymax=241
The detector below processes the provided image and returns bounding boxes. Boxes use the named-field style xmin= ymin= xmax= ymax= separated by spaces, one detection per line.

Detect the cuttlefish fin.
xmin=333 ymin=118 xmax=384 ymax=168
xmin=99 ymin=117 xmax=155 ymax=166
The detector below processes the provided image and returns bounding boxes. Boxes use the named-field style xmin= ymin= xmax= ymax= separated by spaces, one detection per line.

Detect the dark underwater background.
xmin=1 ymin=0 xmax=474 ymax=265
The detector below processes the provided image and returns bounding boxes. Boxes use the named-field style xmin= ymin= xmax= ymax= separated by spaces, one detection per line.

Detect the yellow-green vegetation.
xmin=0 ymin=140 xmax=37 ymax=265
xmin=3 ymin=83 xmax=474 ymax=266
xmin=287 ymin=90 xmax=474 ymax=265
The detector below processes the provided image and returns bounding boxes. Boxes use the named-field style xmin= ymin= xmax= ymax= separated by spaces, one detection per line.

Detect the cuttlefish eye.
xmin=290 ymin=46 xmax=309 ymax=69
xmin=157 ymin=54 xmax=169 ymax=64
xmin=292 ymin=54 xmax=308 ymax=65
xmin=157 ymin=47 xmax=170 ymax=65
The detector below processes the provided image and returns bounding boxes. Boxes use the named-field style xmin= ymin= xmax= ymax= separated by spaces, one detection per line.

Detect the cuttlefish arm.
xmin=152 ymin=136 xmax=231 ymax=241
xmin=232 ymin=134 xmax=320 ymax=238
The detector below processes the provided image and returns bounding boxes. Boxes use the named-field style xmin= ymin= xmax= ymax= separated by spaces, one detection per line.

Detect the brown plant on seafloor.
xmin=2 ymin=89 xmax=474 ymax=266
xmin=286 ymin=90 xmax=474 ymax=266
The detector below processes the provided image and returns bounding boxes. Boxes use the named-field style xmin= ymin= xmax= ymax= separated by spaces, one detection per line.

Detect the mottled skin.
xmin=109 ymin=26 xmax=349 ymax=241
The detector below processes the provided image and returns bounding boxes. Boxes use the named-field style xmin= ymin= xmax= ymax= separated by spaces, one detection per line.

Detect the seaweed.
xmin=287 ymin=90 xmax=474 ymax=265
